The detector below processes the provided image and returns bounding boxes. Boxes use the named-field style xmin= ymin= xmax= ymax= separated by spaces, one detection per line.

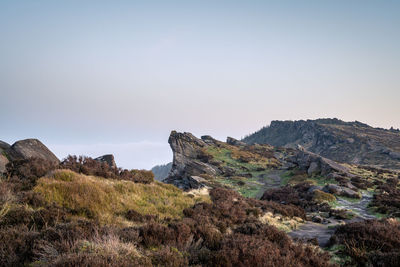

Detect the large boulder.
xmin=0 ymin=141 xmax=10 ymax=174
xmin=164 ymin=131 xmax=220 ymax=190
xmin=290 ymin=147 xmax=350 ymax=176
xmin=7 ymin=139 xmax=59 ymax=164
xmin=95 ymin=154 xmax=117 ymax=169
xmin=323 ymin=184 xmax=361 ymax=199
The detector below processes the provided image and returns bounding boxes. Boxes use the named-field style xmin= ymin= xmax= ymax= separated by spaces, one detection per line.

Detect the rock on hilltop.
xmin=0 ymin=139 xmax=60 ymax=173
xmin=163 ymin=130 xmax=355 ymax=192
xmin=243 ymin=118 xmax=400 ymax=169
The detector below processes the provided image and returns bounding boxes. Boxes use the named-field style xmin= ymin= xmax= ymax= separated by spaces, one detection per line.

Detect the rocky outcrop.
xmin=0 ymin=141 xmax=10 ymax=174
xmin=243 ymin=118 xmax=400 ymax=169
xmin=6 ymin=139 xmax=59 ymax=164
xmin=323 ymin=184 xmax=361 ymax=199
xmin=163 ymin=131 xmax=220 ymax=189
xmin=226 ymin=137 xmax=246 ymax=146
xmin=289 ymin=147 xmax=350 ymax=176
xmin=95 ymin=154 xmax=117 ymax=169
xmin=0 ymin=141 xmax=10 ymax=151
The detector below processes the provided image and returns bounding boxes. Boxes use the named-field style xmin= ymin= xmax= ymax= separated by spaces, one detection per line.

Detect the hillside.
xmin=0 ymin=138 xmax=334 ymax=266
xmin=164 ymin=131 xmax=400 ymax=265
xmin=151 ymin=162 xmax=172 ymax=181
xmin=2 ymin=134 xmax=400 ymax=266
xmin=242 ymin=118 xmax=400 ymax=169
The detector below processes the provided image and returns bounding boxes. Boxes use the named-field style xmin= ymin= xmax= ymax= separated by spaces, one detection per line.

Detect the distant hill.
xmin=151 ymin=162 xmax=172 ymax=181
xmin=242 ymin=118 xmax=400 ymax=169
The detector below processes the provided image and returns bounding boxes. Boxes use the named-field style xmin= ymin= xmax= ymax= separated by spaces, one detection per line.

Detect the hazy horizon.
xmin=1 ymin=1 xmax=399 ymax=169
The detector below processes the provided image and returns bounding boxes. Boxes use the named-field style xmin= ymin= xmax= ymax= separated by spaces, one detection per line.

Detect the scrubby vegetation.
xmin=34 ymin=170 xmax=205 ymax=224
xmin=329 ymin=219 xmax=400 ymax=266
xmin=0 ymin=154 xmax=336 ymax=266
xmin=61 ymin=155 xmax=154 ymax=184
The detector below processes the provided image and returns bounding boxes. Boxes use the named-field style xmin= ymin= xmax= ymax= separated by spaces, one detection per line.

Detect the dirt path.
xmin=255 ymin=170 xmax=284 ymax=198
xmin=288 ymin=192 xmax=376 ymax=247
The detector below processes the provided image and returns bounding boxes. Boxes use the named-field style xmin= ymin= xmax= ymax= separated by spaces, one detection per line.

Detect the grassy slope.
xmin=34 ymin=170 xmax=209 ymax=225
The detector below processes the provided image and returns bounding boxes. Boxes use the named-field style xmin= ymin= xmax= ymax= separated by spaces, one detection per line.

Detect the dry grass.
xmin=313 ymin=190 xmax=336 ymax=203
xmin=34 ymin=170 xmax=208 ymax=225
xmin=258 ymin=211 xmax=304 ymax=232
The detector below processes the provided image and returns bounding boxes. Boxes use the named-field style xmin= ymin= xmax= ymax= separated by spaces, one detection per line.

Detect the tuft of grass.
xmin=34 ymin=170 xmax=208 ymax=224
xmin=313 ymin=190 xmax=336 ymax=204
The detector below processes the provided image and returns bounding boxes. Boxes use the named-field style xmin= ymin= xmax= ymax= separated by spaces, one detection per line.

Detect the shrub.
xmin=210 ymin=225 xmax=332 ymax=267
xmin=371 ymin=181 xmax=400 ymax=216
xmin=5 ymin=158 xmax=57 ymax=190
xmin=261 ymin=183 xmax=332 ymax=213
xmin=124 ymin=169 xmax=154 ymax=184
xmin=151 ymin=246 xmax=188 ymax=267
xmin=330 ymin=219 xmax=400 ymax=265
xmin=313 ymin=190 xmax=336 ymax=203
xmin=61 ymin=155 xmax=154 ymax=184
xmin=0 ymin=225 xmax=38 ymax=266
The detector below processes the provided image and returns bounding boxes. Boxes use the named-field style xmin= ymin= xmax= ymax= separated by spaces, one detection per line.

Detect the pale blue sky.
xmin=1 ymin=1 xmax=399 ymax=168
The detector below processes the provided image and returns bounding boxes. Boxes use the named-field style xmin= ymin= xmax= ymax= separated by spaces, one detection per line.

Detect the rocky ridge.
xmin=242 ymin=118 xmax=400 ymax=169
xmin=163 ymin=131 xmax=357 ymax=191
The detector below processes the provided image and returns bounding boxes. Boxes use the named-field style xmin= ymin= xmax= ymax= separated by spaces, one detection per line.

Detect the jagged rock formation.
xmin=95 ymin=154 xmax=117 ymax=169
xmin=151 ymin=162 xmax=172 ymax=181
xmin=243 ymin=118 xmax=400 ymax=169
xmin=289 ymin=147 xmax=350 ymax=176
xmin=163 ymin=131 xmax=220 ymax=189
xmin=164 ymin=130 xmax=358 ymax=192
xmin=5 ymin=139 xmax=60 ymax=164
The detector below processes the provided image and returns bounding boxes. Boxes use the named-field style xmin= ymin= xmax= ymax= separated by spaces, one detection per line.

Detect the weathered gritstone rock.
xmin=6 ymin=139 xmax=60 ymax=164
xmin=0 ymin=140 xmax=10 ymax=151
xmin=243 ymin=118 xmax=400 ymax=169
xmin=0 ymin=141 xmax=10 ymax=173
xmin=289 ymin=148 xmax=350 ymax=176
xmin=323 ymin=184 xmax=361 ymax=199
xmin=95 ymin=154 xmax=117 ymax=169
xmin=163 ymin=131 xmax=220 ymax=190
xmin=226 ymin=136 xmax=246 ymax=146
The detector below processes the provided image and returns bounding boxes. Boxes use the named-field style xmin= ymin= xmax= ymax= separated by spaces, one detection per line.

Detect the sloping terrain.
xmin=0 ymin=138 xmax=334 ymax=266
xmin=242 ymin=118 xmax=400 ymax=169
xmin=164 ymin=131 xmax=400 ymax=265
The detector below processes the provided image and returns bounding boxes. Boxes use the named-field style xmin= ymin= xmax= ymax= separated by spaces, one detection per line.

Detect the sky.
xmin=1 ymin=0 xmax=399 ymax=169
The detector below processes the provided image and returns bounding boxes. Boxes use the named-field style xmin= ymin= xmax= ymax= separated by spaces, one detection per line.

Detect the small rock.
xmin=312 ymin=215 xmax=323 ymax=223
xmin=226 ymin=137 xmax=246 ymax=146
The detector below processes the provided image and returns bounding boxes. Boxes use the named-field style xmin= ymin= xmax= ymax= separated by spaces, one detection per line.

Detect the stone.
xmin=307 ymin=161 xmax=320 ymax=176
xmin=163 ymin=131 xmax=220 ymax=190
xmin=341 ymin=188 xmax=362 ymax=199
xmin=95 ymin=154 xmax=117 ymax=169
xmin=7 ymin=139 xmax=59 ymax=164
xmin=323 ymin=184 xmax=361 ymax=199
xmin=312 ymin=215 xmax=323 ymax=223
xmin=307 ymin=185 xmax=323 ymax=194
xmin=226 ymin=137 xmax=246 ymax=146
xmin=0 ymin=154 xmax=8 ymax=174
xmin=289 ymin=149 xmax=350 ymax=177
xmin=0 ymin=141 xmax=10 ymax=151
